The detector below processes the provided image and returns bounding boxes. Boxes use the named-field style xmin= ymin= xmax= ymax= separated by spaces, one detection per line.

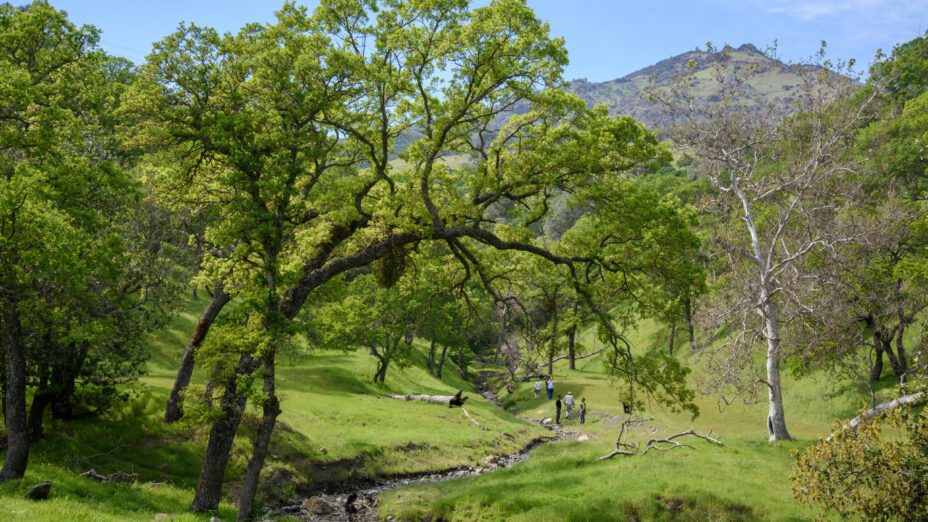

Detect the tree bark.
xmin=190 ymin=352 xmax=257 ymax=512
xmin=870 ymin=342 xmax=885 ymax=382
xmin=27 ymin=385 xmax=51 ymax=442
xmin=1 ymin=304 xmax=29 ymax=481
xmin=684 ymin=296 xmax=696 ymax=352
xmin=668 ymin=321 xmax=676 ymax=356
xmin=436 ymin=345 xmax=448 ymax=378
xmin=166 ymin=280 xmax=230 ymax=422
xmin=236 ymin=354 xmax=281 ymax=522
xmin=567 ymin=324 xmax=577 ymax=370
xmin=895 ymin=311 xmax=908 ymax=383
xmin=763 ymin=298 xmax=791 ymax=441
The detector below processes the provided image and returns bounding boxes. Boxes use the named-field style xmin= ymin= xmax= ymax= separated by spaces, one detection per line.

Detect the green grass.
xmin=378 ymin=319 xmax=890 ymax=521
xmin=0 ymin=295 xmax=545 ymax=520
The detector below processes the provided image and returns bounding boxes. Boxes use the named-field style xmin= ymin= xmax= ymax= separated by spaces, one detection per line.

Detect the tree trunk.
xmin=427 ymin=339 xmax=436 ymax=375
xmin=27 ymin=364 xmax=50 ymax=441
xmin=870 ymin=342 xmax=885 ymax=382
xmin=1 ymin=305 xmax=29 ymax=481
xmin=895 ymin=313 xmax=908 ymax=383
xmin=27 ymin=384 xmax=52 ymax=442
xmin=763 ymin=299 xmax=791 ymax=441
xmin=236 ymin=354 xmax=281 ymax=522
xmin=190 ymin=352 xmax=257 ymax=512
xmin=166 ymin=281 xmax=230 ymax=422
xmin=548 ymin=306 xmax=558 ymax=376
xmin=567 ymin=325 xmax=576 ymax=370
xmin=668 ymin=321 xmax=677 ymax=355
xmin=684 ymin=296 xmax=696 ymax=352
xmin=436 ymin=345 xmax=448 ymax=378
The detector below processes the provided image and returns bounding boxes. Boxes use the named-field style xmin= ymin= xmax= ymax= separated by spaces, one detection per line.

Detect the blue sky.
xmin=51 ymin=0 xmax=926 ymax=81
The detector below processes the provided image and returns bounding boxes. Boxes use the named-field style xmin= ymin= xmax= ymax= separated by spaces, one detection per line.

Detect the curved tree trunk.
xmin=166 ymin=281 xmax=230 ymax=422
xmin=1 ymin=304 xmax=29 ymax=481
xmin=236 ymin=354 xmax=281 ymax=521
xmin=190 ymin=352 xmax=257 ymax=512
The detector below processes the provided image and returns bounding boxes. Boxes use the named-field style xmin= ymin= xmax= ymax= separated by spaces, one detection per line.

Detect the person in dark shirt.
xmin=555 ymin=395 xmax=562 ymax=424
xmin=580 ymin=397 xmax=587 ymax=424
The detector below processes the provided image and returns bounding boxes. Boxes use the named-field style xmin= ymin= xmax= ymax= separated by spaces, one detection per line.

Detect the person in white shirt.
xmin=534 ymin=378 xmax=542 ymax=400
xmin=546 ymin=377 xmax=554 ymax=400
xmin=564 ymin=391 xmax=576 ymax=419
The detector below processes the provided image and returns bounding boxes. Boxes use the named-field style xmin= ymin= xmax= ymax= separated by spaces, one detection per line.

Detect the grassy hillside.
xmin=379 ymin=319 xmax=893 ymax=521
xmin=0 ymin=295 xmax=546 ymax=521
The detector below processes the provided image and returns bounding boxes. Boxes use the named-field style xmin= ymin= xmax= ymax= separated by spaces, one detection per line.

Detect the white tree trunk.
xmin=764 ymin=305 xmax=791 ymax=441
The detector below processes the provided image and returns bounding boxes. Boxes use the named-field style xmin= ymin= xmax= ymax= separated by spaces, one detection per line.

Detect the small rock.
xmin=24 ymin=482 xmax=52 ymax=500
xmin=542 ymin=418 xmax=552 ymax=425
xmin=483 ymin=455 xmax=501 ymax=467
xmin=302 ymin=496 xmax=336 ymax=515
xmin=577 ymin=434 xmax=590 ymax=441
xmin=320 ymin=447 xmax=328 ymax=455
xmin=153 ymin=514 xmax=175 ymax=521
xmin=209 ymin=517 xmax=222 ymax=522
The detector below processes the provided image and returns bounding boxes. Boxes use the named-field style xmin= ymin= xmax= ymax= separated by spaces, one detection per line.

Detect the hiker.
xmin=555 ymin=394 xmax=562 ymax=424
xmin=546 ymin=376 xmax=555 ymax=400
xmin=564 ymin=391 xmax=575 ymax=419
xmin=534 ymin=377 xmax=543 ymax=400
xmin=580 ymin=397 xmax=587 ymax=424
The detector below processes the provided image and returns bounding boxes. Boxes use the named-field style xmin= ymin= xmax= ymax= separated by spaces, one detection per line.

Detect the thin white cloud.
xmin=749 ymin=0 xmax=925 ymax=22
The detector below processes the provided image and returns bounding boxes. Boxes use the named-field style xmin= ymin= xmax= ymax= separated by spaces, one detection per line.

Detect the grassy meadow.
xmin=0 ymin=295 xmax=545 ymax=521
xmin=379 ymin=319 xmax=893 ymax=522
xmin=0 ymin=297 xmax=892 ymax=521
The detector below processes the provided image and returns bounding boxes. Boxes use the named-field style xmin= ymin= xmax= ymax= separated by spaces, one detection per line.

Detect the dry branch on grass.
xmin=80 ymin=469 xmax=138 ymax=484
xmin=599 ymin=426 xmax=723 ymax=460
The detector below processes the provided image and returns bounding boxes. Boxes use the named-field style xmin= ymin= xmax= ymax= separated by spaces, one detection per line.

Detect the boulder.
xmin=577 ymin=434 xmax=590 ymax=441
xmin=541 ymin=418 xmax=553 ymax=425
xmin=24 ymin=482 xmax=52 ymax=500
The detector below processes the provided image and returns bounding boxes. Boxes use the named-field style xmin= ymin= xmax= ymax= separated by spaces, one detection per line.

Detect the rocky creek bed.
xmin=268 ymin=385 xmax=580 ymax=521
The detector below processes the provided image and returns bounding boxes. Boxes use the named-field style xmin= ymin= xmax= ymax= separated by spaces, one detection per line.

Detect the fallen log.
xmin=388 ymin=394 xmax=455 ymax=405
xmin=826 ymin=391 xmax=927 ymax=442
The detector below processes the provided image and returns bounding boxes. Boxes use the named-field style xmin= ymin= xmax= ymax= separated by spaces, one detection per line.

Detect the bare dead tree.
xmin=649 ymin=43 xmax=876 ymax=440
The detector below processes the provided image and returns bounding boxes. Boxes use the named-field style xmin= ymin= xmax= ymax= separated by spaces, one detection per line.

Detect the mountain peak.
xmin=569 ymin=43 xmax=812 ymax=130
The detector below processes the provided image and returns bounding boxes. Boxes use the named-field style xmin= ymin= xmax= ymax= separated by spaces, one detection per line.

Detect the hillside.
xmin=570 ymin=43 xmax=812 ymax=129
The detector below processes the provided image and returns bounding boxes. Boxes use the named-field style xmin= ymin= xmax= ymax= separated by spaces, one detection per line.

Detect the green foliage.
xmin=793 ymin=403 xmax=928 ymax=520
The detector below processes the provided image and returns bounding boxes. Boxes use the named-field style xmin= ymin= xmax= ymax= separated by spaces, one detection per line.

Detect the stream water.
xmin=271 ymin=387 xmax=564 ymax=522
